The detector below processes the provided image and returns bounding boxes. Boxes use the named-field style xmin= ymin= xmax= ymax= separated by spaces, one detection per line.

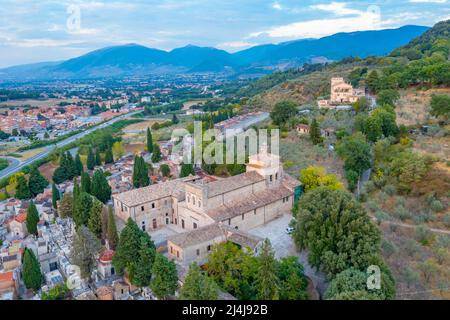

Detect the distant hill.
xmin=0 ymin=25 xmax=429 ymax=80
xmin=241 ymin=20 xmax=449 ymax=110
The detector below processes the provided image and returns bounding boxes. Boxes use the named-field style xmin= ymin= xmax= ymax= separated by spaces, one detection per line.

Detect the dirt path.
xmin=372 ymin=217 xmax=450 ymax=235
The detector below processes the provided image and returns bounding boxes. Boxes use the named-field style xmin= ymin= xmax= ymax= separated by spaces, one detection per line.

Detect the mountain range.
xmin=0 ymin=25 xmax=429 ymax=80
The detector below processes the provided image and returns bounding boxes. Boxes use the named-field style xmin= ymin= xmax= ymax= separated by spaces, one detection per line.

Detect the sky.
xmin=0 ymin=0 xmax=449 ymax=68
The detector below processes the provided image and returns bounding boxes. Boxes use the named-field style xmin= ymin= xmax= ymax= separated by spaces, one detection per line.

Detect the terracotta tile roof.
xmin=203 ymin=171 xmax=265 ymax=198
xmin=0 ymin=271 xmax=14 ymax=283
xmin=207 ymin=184 xmax=293 ymax=222
xmin=99 ymin=250 xmax=115 ymax=263
xmin=113 ymin=176 xmax=199 ymax=207
xmin=14 ymin=213 xmax=27 ymax=223
xmin=167 ymin=223 xmax=227 ymax=248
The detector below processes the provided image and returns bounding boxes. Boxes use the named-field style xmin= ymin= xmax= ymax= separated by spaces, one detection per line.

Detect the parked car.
xmin=286 ymin=227 xmax=294 ymax=234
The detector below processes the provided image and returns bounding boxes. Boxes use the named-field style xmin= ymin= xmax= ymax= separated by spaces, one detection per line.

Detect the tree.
xmin=80 ymin=171 xmax=91 ymax=194
xmin=95 ymin=149 xmax=102 ymax=166
xmin=112 ymin=141 xmax=125 ymax=159
xmin=73 ymin=177 xmax=80 ymax=199
xmin=299 ymin=166 xmax=344 ymax=192
xmin=113 ymin=218 xmax=155 ymax=278
xmin=133 ymin=237 xmax=156 ymax=287
xmin=65 ymin=152 xmax=77 ymax=180
xmin=15 ymin=175 xmax=31 ymax=199
xmin=91 ymin=169 xmax=111 ymax=204
xmin=172 ymin=113 xmax=179 ymax=124
xmin=88 ymin=198 xmax=103 ymax=239
xmin=389 ymin=150 xmax=430 ymax=192
xmin=367 ymin=70 xmax=380 ymax=93
xmin=51 ymin=183 xmax=60 ymax=209
xmin=73 ymin=192 xmax=93 ymax=227
xmin=26 ymin=201 xmax=40 ymax=235
xmin=309 ymin=118 xmax=322 ymax=145
xmin=255 ymin=239 xmax=279 ymax=300
xmin=292 ymin=187 xmax=381 ymax=278
xmin=278 ymin=256 xmax=308 ymax=300
xmin=22 ymin=248 xmax=42 ymax=292
xmin=104 ymin=147 xmax=114 ymax=164
xmin=337 ymin=132 xmax=372 ymax=177
xmin=70 ymin=226 xmax=102 ymax=278
xmin=151 ymin=144 xmax=162 ymax=163
xmin=132 ymin=156 xmax=150 ymax=188
xmin=180 ymin=162 xmax=195 ymax=178
xmin=75 ymin=153 xmax=83 ymax=176
xmin=430 ymin=94 xmax=450 ymax=120
xmin=352 ymin=97 xmax=370 ymax=113
xmin=28 ymin=167 xmax=49 ymax=197
xmin=107 ymin=206 xmax=119 ymax=250
xmin=160 ymin=164 xmax=170 ymax=177
xmin=270 ymin=100 xmax=297 ymax=126
xmin=206 ymin=242 xmax=258 ymax=299
xmin=146 ymin=128 xmax=153 ymax=153
xmin=179 ymin=263 xmax=219 ymax=300
xmin=87 ymin=147 xmax=95 ymax=170
xmin=150 ymin=253 xmax=178 ymax=299
xmin=372 ymin=106 xmax=399 ymax=138
xmin=58 ymin=192 xmax=73 ymax=218
xmin=377 ymin=89 xmax=400 ymax=106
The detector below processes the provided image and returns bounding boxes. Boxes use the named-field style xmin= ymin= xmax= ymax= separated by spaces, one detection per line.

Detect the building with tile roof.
xmin=113 ymin=146 xmax=300 ymax=265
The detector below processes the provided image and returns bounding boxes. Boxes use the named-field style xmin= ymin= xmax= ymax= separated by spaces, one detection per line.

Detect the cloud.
xmin=409 ymin=0 xmax=447 ymax=3
xmin=7 ymin=38 xmax=85 ymax=48
xmin=272 ymin=2 xmax=282 ymax=10
xmin=310 ymin=2 xmax=362 ymax=16
xmin=249 ymin=4 xmax=382 ymax=40
xmin=217 ymin=41 xmax=254 ymax=51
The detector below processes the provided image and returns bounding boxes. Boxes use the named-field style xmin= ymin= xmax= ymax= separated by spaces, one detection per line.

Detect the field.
xmin=396 ymin=88 xmax=450 ymax=126
xmin=0 ymin=158 xmax=9 ymax=171
xmin=280 ymin=131 xmax=345 ymax=181
xmin=0 ymin=98 xmax=85 ymax=108
xmin=182 ymin=99 xmax=207 ymax=110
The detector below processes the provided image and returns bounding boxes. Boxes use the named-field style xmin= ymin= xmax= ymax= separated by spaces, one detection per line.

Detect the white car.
xmin=285 ymin=227 xmax=294 ymax=234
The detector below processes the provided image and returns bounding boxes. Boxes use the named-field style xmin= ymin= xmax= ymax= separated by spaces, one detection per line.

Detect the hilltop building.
xmin=113 ymin=145 xmax=300 ymax=265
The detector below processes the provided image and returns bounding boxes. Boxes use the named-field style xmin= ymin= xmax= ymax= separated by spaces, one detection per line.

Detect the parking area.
xmin=248 ymin=214 xmax=328 ymax=295
xmin=247 ymin=214 xmax=296 ymax=259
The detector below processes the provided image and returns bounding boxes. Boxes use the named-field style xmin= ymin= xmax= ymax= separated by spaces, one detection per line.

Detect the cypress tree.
xmin=104 ymin=147 xmax=114 ymax=164
xmin=15 ymin=175 xmax=31 ymax=199
xmin=255 ymin=239 xmax=280 ymax=300
xmin=132 ymin=156 xmax=149 ymax=188
xmin=87 ymin=147 xmax=95 ymax=170
xmin=58 ymin=192 xmax=73 ymax=218
xmin=179 ymin=263 xmax=218 ymax=300
xmin=66 ymin=152 xmax=76 ymax=180
xmin=180 ymin=162 xmax=195 ymax=178
xmin=73 ymin=192 xmax=93 ymax=227
xmin=51 ymin=183 xmax=60 ymax=209
xmin=88 ymin=198 xmax=103 ymax=239
xmin=95 ymin=149 xmax=102 ymax=166
xmin=91 ymin=169 xmax=111 ymax=204
xmin=310 ymin=118 xmax=322 ymax=145
xmin=150 ymin=253 xmax=178 ymax=299
xmin=73 ymin=177 xmax=80 ymax=199
xmin=28 ymin=167 xmax=49 ymax=197
xmin=26 ymin=201 xmax=40 ymax=235
xmin=107 ymin=206 xmax=119 ymax=250
xmin=22 ymin=248 xmax=43 ymax=292
xmin=80 ymin=171 xmax=91 ymax=194
xmin=74 ymin=153 xmax=83 ymax=176
xmin=133 ymin=237 xmax=156 ymax=287
xmin=146 ymin=128 xmax=153 ymax=153
xmin=172 ymin=113 xmax=179 ymax=124
xmin=112 ymin=218 xmax=144 ymax=276
xmin=151 ymin=144 xmax=161 ymax=163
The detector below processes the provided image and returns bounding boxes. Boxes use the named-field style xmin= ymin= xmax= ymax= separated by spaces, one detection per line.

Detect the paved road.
xmin=0 ymin=111 xmax=140 ymax=180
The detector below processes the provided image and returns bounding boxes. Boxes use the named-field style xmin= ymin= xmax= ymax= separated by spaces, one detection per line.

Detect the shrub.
xmin=381 ymin=240 xmax=398 ymax=257
xmin=403 ymin=239 xmax=421 ymax=257
xmin=393 ymin=205 xmax=412 ymax=221
xmin=383 ymin=185 xmax=397 ymax=196
xmin=413 ymin=211 xmax=434 ymax=224
xmin=415 ymin=225 xmax=434 ymax=246
xmin=367 ymin=200 xmax=379 ymax=212
xmin=430 ymin=199 xmax=445 ymax=213
xmin=378 ymin=191 xmax=389 ymax=202
xmin=363 ymin=181 xmax=376 ymax=193
xmin=375 ymin=210 xmax=390 ymax=224
xmin=442 ymin=214 xmax=450 ymax=228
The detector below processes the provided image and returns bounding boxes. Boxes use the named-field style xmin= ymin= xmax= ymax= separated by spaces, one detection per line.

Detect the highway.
xmin=0 ymin=111 xmax=140 ymax=180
